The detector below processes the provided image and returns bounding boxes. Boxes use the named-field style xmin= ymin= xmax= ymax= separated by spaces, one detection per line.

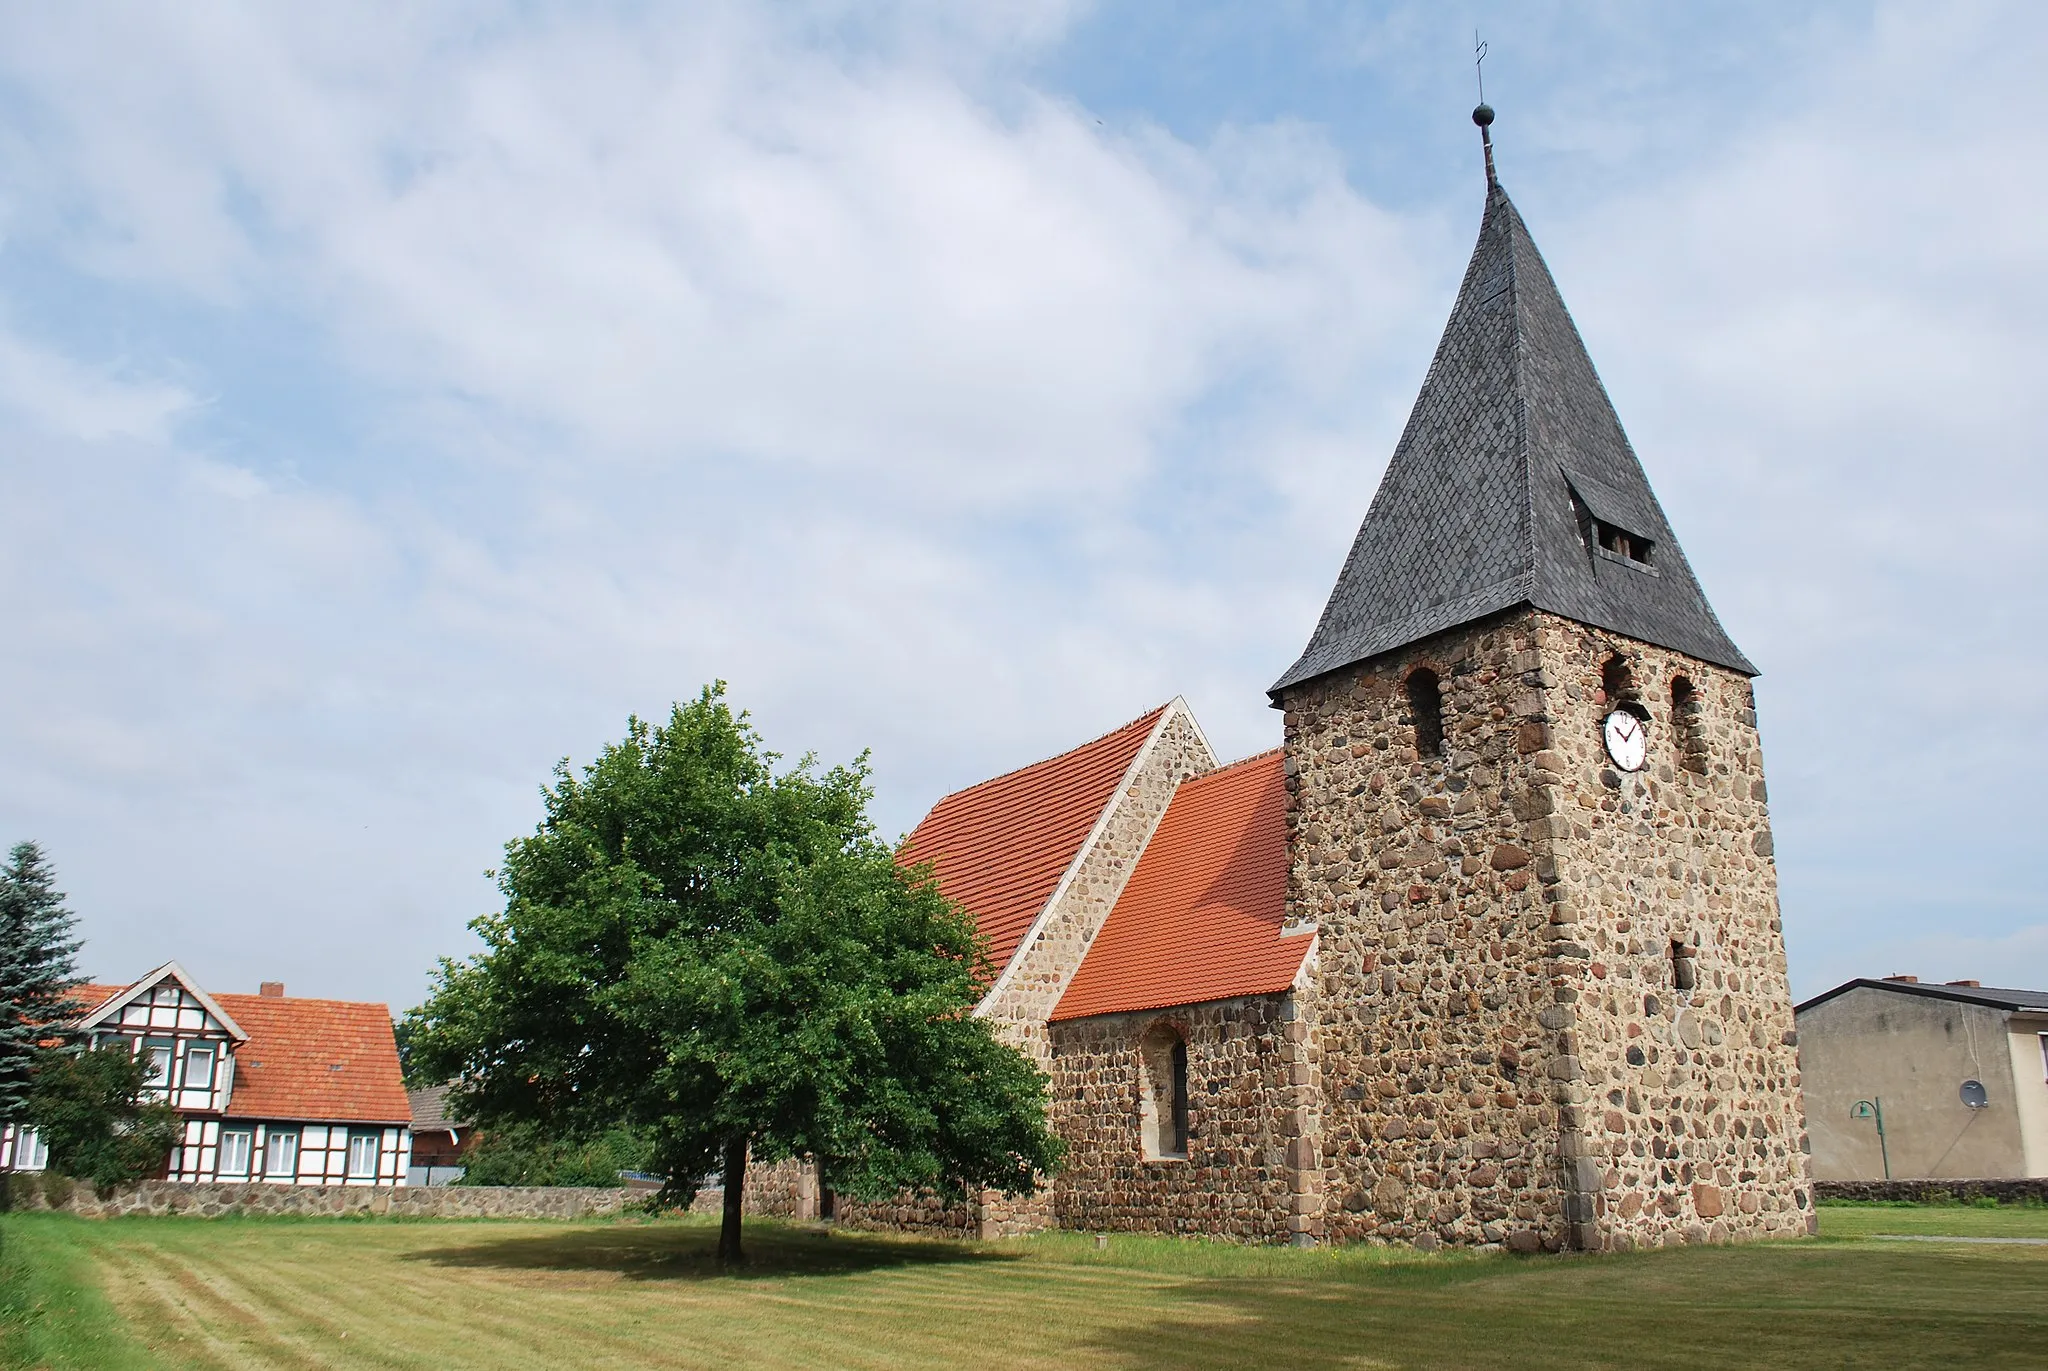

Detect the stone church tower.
xmin=1271 ymin=109 xmax=1811 ymax=1250
xmin=753 ymin=108 xmax=1809 ymax=1253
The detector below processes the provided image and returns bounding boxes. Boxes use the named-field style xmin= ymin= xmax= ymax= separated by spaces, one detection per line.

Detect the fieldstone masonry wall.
xmin=1538 ymin=616 xmax=1809 ymax=1248
xmin=1285 ymin=613 xmax=1577 ymax=1249
xmin=963 ymin=702 xmax=1215 ymax=1238
xmin=1047 ymin=994 xmax=1302 ymax=1241
xmin=1282 ymin=609 xmax=1809 ymax=1250
xmin=729 ymin=1155 xmax=979 ymax=1236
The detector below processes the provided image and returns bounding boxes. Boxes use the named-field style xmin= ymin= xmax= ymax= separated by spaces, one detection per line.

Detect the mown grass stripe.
xmin=27 ymin=1209 xmax=2048 ymax=1370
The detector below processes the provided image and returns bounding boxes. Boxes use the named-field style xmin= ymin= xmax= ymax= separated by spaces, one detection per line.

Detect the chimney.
xmin=259 ymin=981 xmax=285 ymax=998
xmin=1946 ymin=980 xmax=1982 ymax=988
xmin=1882 ymin=975 xmax=1919 ymax=984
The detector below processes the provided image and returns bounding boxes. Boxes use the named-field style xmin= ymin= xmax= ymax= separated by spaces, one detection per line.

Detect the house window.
xmin=12 ymin=1126 xmax=48 ymax=1171
xmin=219 ymin=1130 xmax=253 ymax=1177
xmin=143 ymin=1041 xmax=174 ymax=1089
xmin=265 ymin=1131 xmax=299 ymax=1179
xmin=1406 ymin=668 xmax=1445 ymax=759
xmin=2039 ymin=1033 xmax=2047 ymax=1083
xmin=183 ymin=1045 xmax=216 ymax=1091
xmin=347 ymin=1133 xmax=380 ymax=1179
xmin=1138 ymin=1024 xmax=1191 ymax=1161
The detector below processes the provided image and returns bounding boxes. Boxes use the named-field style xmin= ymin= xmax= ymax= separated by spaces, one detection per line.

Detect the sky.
xmin=1 ymin=2 xmax=2042 ymax=1012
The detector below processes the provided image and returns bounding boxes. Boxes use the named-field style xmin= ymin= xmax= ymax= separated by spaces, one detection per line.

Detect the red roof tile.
xmin=215 ymin=993 xmax=412 ymax=1125
xmin=73 ymin=984 xmax=128 ymax=1015
xmin=1052 ymin=750 xmax=1310 ymax=1022
xmin=899 ymin=706 xmax=1168 ymax=979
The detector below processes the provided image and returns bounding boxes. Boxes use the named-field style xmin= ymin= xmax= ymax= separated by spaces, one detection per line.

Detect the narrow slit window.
xmin=1139 ymin=1024 xmax=1190 ymax=1161
xmin=1671 ymin=940 xmax=1697 ymax=992
xmin=1170 ymin=1039 xmax=1190 ymax=1158
xmin=1406 ymin=668 xmax=1445 ymax=759
xmin=1670 ymin=676 xmax=1708 ymax=775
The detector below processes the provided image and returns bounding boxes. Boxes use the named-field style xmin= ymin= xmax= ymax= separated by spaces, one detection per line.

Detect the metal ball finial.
xmin=1472 ymin=103 xmax=1494 ymax=128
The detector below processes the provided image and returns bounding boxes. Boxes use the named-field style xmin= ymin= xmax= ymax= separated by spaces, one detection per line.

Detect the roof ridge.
xmin=909 ymin=702 xmax=1171 ymax=813
xmin=216 ymin=992 xmax=394 ymax=1010
xmin=1796 ymin=976 xmax=2048 ymax=1015
xmin=974 ymin=699 xmax=1205 ymax=1013
xmin=1197 ymin=747 xmax=1284 ymax=777
xmin=1505 ymin=187 xmax=1539 ymax=612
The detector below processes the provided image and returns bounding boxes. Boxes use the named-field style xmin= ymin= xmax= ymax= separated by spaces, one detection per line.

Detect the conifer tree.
xmin=0 ymin=842 xmax=83 ymax=1127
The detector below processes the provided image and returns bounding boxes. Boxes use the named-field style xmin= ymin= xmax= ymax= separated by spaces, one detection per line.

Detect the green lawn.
xmin=3 ymin=1205 xmax=2044 ymax=1370
xmin=1817 ymin=1200 xmax=2048 ymax=1240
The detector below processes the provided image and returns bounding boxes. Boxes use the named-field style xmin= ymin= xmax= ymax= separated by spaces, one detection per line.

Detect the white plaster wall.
xmin=2005 ymin=1017 xmax=2048 ymax=1178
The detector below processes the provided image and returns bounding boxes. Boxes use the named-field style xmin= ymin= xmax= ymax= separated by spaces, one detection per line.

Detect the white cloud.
xmin=0 ymin=2 xmax=2041 ymax=1009
xmin=0 ymin=326 xmax=193 ymax=441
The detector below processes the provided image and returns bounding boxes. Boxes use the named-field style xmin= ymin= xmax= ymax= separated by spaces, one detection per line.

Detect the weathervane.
xmin=1472 ymin=30 xmax=1498 ymax=190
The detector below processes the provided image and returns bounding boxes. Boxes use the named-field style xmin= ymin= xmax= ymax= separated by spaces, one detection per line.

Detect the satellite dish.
xmin=1960 ymin=1079 xmax=1989 ymax=1110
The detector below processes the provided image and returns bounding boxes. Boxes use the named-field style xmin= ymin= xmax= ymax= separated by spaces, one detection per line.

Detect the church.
xmin=769 ymin=108 xmax=1811 ymax=1252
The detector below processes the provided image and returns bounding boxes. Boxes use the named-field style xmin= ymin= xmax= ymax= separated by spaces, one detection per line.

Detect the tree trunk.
xmin=717 ymin=1135 xmax=746 ymax=1263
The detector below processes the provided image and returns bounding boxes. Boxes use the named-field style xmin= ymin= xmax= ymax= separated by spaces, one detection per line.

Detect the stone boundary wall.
xmin=4 ymin=1175 xmax=630 ymax=1220
xmin=1816 ymin=1179 xmax=2048 ymax=1205
xmin=834 ymin=1188 xmax=978 ymax=1237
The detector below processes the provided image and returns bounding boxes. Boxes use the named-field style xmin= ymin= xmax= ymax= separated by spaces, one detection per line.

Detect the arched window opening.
xmin=1406 ymin=667 xmax=1445 ymax=759
xmin=1600 ymin=654 xmax=1636 ymax=707
xmin=1138 ymin=1024 xmax=1190 ymax=1161
xmin=1670 ymin=676 xmax=1708 ymax=775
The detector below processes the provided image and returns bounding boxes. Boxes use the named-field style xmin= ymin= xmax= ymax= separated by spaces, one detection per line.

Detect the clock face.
xmin=1602 ymin=709 xmax=1648 ymax=772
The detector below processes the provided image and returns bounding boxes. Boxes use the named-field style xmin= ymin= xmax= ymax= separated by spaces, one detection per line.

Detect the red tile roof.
xmin=213 ymin=993 xmax=412 ymax=1125
xmin=73 ymin=984 xmax=128 ymax=1015
xmin=899 ymin=705 xmax=1168 ymax=980
xmin=1052 ymin=750 xmax=1310 ymax=1022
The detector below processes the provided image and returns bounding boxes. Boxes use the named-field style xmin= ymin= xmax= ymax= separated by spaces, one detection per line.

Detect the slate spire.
xmin=1271 ymin=114 xmax=1754 ymax=697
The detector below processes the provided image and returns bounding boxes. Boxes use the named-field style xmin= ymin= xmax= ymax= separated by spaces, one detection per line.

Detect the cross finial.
xmin=1472 ymin=31 xmax=1497 ymax=190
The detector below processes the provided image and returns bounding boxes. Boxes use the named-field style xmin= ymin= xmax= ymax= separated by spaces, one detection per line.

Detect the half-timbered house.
xmin=0 ymin=962 xmax=413 ymax=1185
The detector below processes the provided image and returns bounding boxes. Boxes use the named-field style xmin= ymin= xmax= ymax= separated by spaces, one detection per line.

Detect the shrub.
xmin=455 ymin=1122 xmax=654 ymax=1187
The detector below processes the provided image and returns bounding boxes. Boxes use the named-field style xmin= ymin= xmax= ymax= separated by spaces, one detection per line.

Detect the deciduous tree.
xmin=405 ymin=685 xmax=1061 ymax=1260
xmin=28 ymin=1046 xmax=179 ymax=1189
